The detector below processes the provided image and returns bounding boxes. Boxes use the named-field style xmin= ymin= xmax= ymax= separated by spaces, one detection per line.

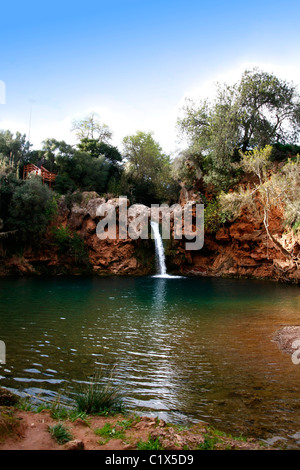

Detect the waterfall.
xmin=150 ymin=221 xmax=167 ymax=276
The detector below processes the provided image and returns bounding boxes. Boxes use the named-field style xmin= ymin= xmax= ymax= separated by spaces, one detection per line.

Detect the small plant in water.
xmin=74 ymin=367 xmax=123 ymax=415
xmin=48 ymin=423 xmax=73 ymax=444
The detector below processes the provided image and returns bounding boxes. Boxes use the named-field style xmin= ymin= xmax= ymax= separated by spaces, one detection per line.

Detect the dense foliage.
xmin=0 ymin=169 xmax=57 ymax=249
xmin=122 ymin=131 xmax=179 ymax=205
xmin=176 ymin=68 xmax=300 ymax=191
xmin=0 ymin=113 xmax=177 ymax=256
xmin=219 ymin=147 xmax=300 ymax=232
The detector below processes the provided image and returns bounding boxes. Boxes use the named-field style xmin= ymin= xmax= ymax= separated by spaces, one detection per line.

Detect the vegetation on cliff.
xmin=175 ymin=67 xmax=300 ymax=191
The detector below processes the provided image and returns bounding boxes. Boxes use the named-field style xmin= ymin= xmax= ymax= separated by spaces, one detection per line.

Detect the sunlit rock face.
xmin=173 ymin=204 xmax=300 ymax=283
xmin=0 ymin=193 xmax=155 ymax=276
xmin=1 ymin=191 xmax=299 ymax=283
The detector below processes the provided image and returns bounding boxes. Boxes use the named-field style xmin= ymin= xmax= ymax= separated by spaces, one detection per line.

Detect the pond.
xmin=0 ymin=275 xmax=300 ymax=445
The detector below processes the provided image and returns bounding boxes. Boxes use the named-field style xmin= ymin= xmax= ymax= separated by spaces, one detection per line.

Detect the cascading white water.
xmin=150 ymin=221 xmax=167 ymax=276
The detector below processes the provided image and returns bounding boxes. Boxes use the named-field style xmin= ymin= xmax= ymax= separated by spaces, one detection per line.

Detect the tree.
xmin=219 ymin=146 xmax=300 ymax=259
xmin=171 ymin=148 xmax=203 ymax=189
xmin=0 ymin=130 xmax=31 ymax=168
xmin=40 ymin=139 xmax=75 ymax=172
xmin=7 ymin=177 xmax=56 ymax=243
xmin=55 ymin=151 xmax=110 ymax=194
xmin=122 ymin=131 xmax=176 ymax=204
xmin=0 ymin=170 xmax=21 ymax=228
xmin=236 ymin=69 xmax=300 ymax=149
xmin=177 ymin=68 xmax=300 ymax=191
xmin=78 ymin=138 xmax=122 ymax=163
xmin=71 ymin=112 xmax=112 ymax=142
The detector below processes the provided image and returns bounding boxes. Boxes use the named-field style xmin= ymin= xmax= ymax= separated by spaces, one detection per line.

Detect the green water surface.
xmin=0 ymin=276 xmax=300 ymax=445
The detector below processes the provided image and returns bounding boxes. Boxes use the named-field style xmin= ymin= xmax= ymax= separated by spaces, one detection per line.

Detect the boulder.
xmin=64 ymin=439 xmax=85 ymax=450
xmin=0 ymin=387 xmax=19 ymax=406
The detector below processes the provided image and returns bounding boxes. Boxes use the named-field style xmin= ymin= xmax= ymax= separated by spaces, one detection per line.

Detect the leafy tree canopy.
xmin=78 ymin=138 xmax=122 ymax=163
xmin=122 ymin=131 xmax=177 ymax=204
xmin=71 ymin=112 xmax=112 ymax=142
xmin=4 ymin=177 xmax=56 ymax=244
xmin=54 ymin=151 xmax=110 ymax=194
xmin=0 ymin=130 xmax=31 ymax=166
xmin=177 ymin=68 xmax=300 ymax=191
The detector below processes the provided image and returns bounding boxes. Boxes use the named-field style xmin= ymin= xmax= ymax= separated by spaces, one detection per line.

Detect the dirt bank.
xmin=0 ymin=407 xmax=271 ymax=451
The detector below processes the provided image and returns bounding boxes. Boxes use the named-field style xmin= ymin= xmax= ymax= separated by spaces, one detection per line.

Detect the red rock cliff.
xmin=1 ymin=191 xmax=299 ymax=283
xmin=170 ymin=196 xmax=300 ymax=283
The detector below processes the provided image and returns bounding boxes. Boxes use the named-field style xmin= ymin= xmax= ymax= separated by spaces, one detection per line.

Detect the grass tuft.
xmin=48 ymin=423 xmax=73 ymax=444
xmin=95 ymin=422 xmax=125 ymax=440
xmin=74 ymin=367 xmax=123 ymax=415
xmin=137 ymin=436 xmax=164 ymax=450
xmin=0 ymin=410 xmax=19 ymax=440
xmin=197 ymin=434 xmax=220 ymax=450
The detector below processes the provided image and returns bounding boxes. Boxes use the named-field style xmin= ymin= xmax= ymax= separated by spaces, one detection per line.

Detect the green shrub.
xmin=50 ymin=406 xmax=69 ymax=421
xmin=197 ymin=434 xmax=220 ymax=450
xmin=55 ymin=151 xmax=110 ymax=194
xmin=48 ymin=423 xmax=73 ymax=444
xmin=292 ymin=221 xmax=300 ymax=233
xmin=204 ymin=199 xmax=230 ymax=233
xmin=74 ymin=369 xmax=123 ymax=415
xmin=271 ymin=143 xmax=300 ymax=162
xmin=137 ymin=436 xmax=164 ymax=450
xmin=52 ymin=225 xmax=90 ymax=265
xmin=36 ymin=404 xmax=51 ymax=413
xmin=53 ymin=174 xmax=77 ymax=195
xmin=64 ymin=191 xmax=83 ymax=209
xmin=16 ymin=398 xmax=33 ymax=411
xmin=52 ymin=226 xmax=72 ymax=253
xmin=7 ymin=177 xmax=57 ymax=244
xmin=71 ymin=232 xmax=90 ymax=265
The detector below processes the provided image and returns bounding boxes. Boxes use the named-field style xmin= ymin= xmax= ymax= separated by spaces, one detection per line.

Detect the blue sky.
xmin=1 ymin=0 xmax=300 ymax=154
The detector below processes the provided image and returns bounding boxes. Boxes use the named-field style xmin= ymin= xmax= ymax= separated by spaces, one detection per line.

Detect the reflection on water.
xmin=0 ymin=276 xmax=300 ymax=446
xmin=152 ymin=278 xmax=167 ymax=311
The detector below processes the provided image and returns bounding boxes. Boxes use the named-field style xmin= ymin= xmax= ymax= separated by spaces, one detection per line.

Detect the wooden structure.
xmin=23 ymin=164 xmax=57 ymax=188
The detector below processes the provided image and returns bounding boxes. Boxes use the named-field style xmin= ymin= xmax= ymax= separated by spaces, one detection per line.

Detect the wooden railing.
xmin=23 ymin=164 xmax=57 ymax=188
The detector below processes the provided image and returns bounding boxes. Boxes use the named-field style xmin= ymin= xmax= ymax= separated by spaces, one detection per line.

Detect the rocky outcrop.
xmin=171 ymin=204 xmax=300 ymax=283
xmin=0 ymin=387 xmax=19 ymax=406
xmin=0 ymin=191 xmax=299 ymax=282
xmin=272 ymin=327 xmax=300 ymax=356
xmin=0 ymin=193 xmax=155 ymax=276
